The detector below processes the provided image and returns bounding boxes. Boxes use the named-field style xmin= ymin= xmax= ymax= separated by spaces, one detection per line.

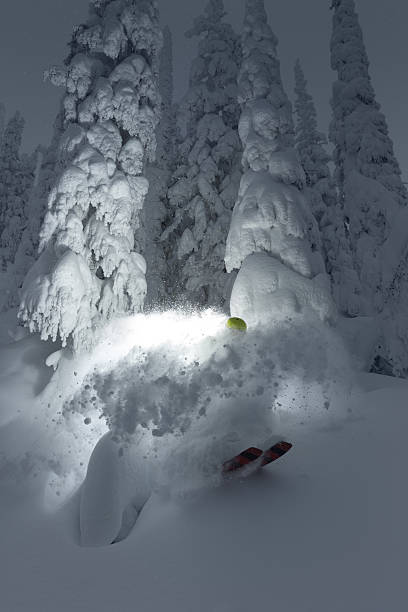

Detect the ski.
xmin=222 ymin=441 xmax=292 ymax=475
xmin=222 ymin=447 xmax=263 ymax=473
xmin=260 ymin=441 xmax=292 ymax=466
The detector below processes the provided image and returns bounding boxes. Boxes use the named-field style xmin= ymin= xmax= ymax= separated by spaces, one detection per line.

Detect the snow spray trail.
xmin=64 ymin=309 xmax=352 ymax=498
xmin=0 ymin=308 xmax=353 ymax=508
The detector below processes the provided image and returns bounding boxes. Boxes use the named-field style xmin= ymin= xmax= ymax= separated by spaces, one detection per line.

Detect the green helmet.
xmin=226 ymin=317 xmax=247 ymax=332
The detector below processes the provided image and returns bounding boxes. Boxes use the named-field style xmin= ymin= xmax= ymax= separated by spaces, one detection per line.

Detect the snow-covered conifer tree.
xmin=1 ymin=112 xmax=67 ymax=313
xmin=163 ymin=0 xmax=242 ymax=309
xmin=0 ymin=147 xmax=46 ymax=311
xmin=294 ymin=60 xmax=335 ymax=233
xmin=0 ymin=112 xmax=25 ymax=238
xmin=142 ymin=26 xmax=175 ymax=308
xmin=294 ymin=59 xmax=360 ymax=315
xmin=157 ymin=27 xmax=175 ymax=170
xmin=225 ymin=0 xmax=334 ymax=326
xmin=375 ymin=252 xmax=408 ymax=376
xmin=19 ymin=0 xmax=162 ymax=351
xmin=330 ymin=0 xmax=408 ymax=316
xmin=0 ymin=104 xmax=5 ymax=148
xmin=0 ymin=112 xmax=34 ymax=270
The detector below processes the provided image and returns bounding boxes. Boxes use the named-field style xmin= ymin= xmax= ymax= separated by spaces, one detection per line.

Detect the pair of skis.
xmin=222 ymin=440 xmax=292 ymax=475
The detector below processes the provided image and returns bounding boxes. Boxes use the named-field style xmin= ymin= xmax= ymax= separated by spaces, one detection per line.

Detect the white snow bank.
xmin=80 ymin=431 xmax=151 ymax=547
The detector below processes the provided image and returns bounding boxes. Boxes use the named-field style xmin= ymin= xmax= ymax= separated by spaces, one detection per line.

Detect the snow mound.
xmin=230 ymin=252 xmax=336 ymax=327
xmin=80 ymin=431 xmax=151 ymax=547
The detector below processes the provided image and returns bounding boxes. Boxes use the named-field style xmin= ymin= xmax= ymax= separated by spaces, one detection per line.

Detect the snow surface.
xmin=2 ymin=300 xmax=404 ymax=609
xmin=0 ymin=310 xmax=406 ymax=610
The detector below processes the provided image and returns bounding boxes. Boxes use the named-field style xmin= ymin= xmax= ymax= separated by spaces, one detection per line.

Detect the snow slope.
xmin=0 ymin=311 xmax=406 ymax=611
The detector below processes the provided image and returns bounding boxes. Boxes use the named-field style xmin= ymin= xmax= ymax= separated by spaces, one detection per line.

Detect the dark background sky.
xmin=1 ymin=0 xmax=407 ymax=179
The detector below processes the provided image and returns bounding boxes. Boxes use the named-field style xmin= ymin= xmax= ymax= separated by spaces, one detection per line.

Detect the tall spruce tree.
xmin=2 ymin=113 xmax=67 ymax=314
xmin=162 ymin=0 xmax=242 ymax=309
xmin=0 ymin=112 xmax=25 ymax=239
xmin=294 ymin=59 xmax=360 ymax=315
xmin=330 ymin=0 xmax=407 ymax=316
xmin=225 ymin=0 xmax=334 ymax=326
xmin=1 ymin=147 xmax=47 ymax=311
xmin=142 ymin=26 xmax=175 ymax=308
xmin=0 ymin=112 xmax=35 ymax=271
xmin=0 ymin=104 xmax=5 ymax=149
xmin=19 ymin=0 xmax=162 ymax=351
xmin=380 ymin=247 xmax=408 ymax=376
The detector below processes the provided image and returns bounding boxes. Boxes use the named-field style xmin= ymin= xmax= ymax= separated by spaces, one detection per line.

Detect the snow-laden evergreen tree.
xmin=294 ymin=59 xmax=360 ymax=315
xmin=330 ymin=0 xmax=408 ymax=316
xmin=141 ymin=26 xmax=175 ymax=308
xmin=0 ymin=112 xmax=35 ymax=271
xmin=0 ymin=112 xmax=25 ymax=239
xmin=154 ymin=26 xmax=176 ymax=186
xmin=0 ymin=104 xmax=5 ymax=148
xmin=378 ymin=244 xmax=408 ymax=377
xmin=1 ymin=147 xmax=46 ymax=311
xmin=225 ymin=0 xmax=334 ymax=326
xmin=162 ymin=0 xmax=242 ymax=309
xmin=19 ymin=0 xmax=162 ymax=351
xmin=1 ymin=113 xmax=66 ymax=313
xmin=294 ymin=60 xmax=334 ymax=234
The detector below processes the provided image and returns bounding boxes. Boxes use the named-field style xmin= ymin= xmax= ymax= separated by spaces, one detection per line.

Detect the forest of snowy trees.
xmin=0 ymin=0 xmax=407 ymax=377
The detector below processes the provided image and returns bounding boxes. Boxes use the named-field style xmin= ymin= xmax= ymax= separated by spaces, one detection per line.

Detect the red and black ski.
xmin=222 ymin=441 xmax=292 ymax=475
xmin=261 ymin=441 xmax=292 ymax=466
xmin=222 ymin=447 xmax=263 ymax=473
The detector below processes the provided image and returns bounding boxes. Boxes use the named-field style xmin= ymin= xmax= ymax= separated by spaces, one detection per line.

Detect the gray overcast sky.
xmin=1 ymin=0 xmax=407 ymax=179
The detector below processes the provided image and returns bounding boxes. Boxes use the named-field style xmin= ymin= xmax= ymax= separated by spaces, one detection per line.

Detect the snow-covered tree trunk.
xmin=293 ymin=60 xmax=360 ymax=316
xmin=225 ymin=0 xmax=334 ymax=327
xmin=162 ymin=0 xmax=242 ymax=309
xmin=330 ymin=0 xmax=408 ymax=317
xmin=19 ymin=0 xmax=162 ymax=351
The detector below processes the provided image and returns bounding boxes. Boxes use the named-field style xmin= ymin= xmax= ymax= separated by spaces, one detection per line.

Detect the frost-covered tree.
xmin=0 ymin=148 xmax=47 ymax=311
xmin=141 ymin=26 xmax=176 ymax=308
xmin=157 ymin=27 xmax=176 ymax=170
xmin=225 ymin=0 xmax=334 ymax=326
xmin=0 ymin=112 xmax=25 ymax=239
xmin=0 ymin=112 xmax=35 ymax=271
xmin=1 ymin=112 xmax=68 ymax=313
xmin=19 ymin=0 xmax=162 ymax=351
xmin=330 ymin=0 xmax=407 ymax=316
xmin=379 ymin=246 xmax=408 ymax=376
xmin=0 ymin=104 xmax=5 ymax=148
xmin=294 ymin=60 xmax=335 ymax=233
xmin=162 ymin=0 xmax=242 ymax=309
xmin=294 ymin=59 xmax=360 ymax=315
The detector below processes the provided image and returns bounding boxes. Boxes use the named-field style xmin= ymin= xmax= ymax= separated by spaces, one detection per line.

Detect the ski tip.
xmin=222 ymin=446 xmax=263 ymax=473
xmin=261 ymin=440 xmax=293 ymax=467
